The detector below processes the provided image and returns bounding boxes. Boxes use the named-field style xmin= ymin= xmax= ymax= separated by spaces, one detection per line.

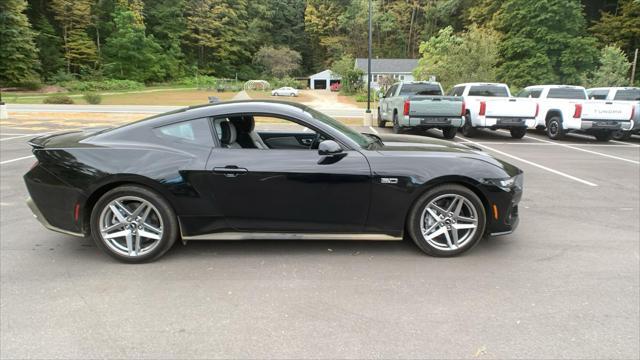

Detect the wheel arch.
xmin=81 ymin=175 xmax=177 ymax=234
xmin=545 ymin=109 xmax=563 ymax=126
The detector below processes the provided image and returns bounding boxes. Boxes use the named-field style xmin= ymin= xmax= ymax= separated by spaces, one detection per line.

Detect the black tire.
xmin=407 ymin=184 xmax=486 ymax=257
xmin=546 ymin=116 xmax=565 ymax=140
xmin=442 ymin=127 xmax=457 ymax=139
xmin=90 ymin=185 xmax=178 ymax=263
xmin=392 ymin=112 xmax=402 ymax=134
xmin=377 ymin=107 xmax=385 ymax=128
xmin=461 ymin=114 xmax=477 ymax=137
xmin=611 ymin=130 xmax=631 ymax=141
xmin=593 ymin=130 xmax=612 ymax=142
xmin=509 ymin=127 xmax=527 ymax=139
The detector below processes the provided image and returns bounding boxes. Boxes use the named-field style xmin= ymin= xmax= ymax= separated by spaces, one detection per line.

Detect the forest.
xmin=0 ymin=0 xmax=638 ymax=91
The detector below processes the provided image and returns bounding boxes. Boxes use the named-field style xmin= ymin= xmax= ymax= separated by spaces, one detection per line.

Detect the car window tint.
xmin=468 ymin=85 xmax=509 ymax=97
xmin=399 ymin=84 xmax=442 ymax=96
xmin=587 ymin=90 xmax=608 ymax=100
xmin=614 ymin=89 xmax=640 ymax=101
xmin=547 ymin=88 xmax=587 ymax=100
xmin=155 ymin=118 xmax=213 ymax=146
xmin=385 ymin=85 xmax=397 ymax=97
xmin=449 ymin=86 xmax=464 ymax=96
xmin=516 ymin=90 xmax=529 ymax=98
xmin=529 ymin=89 xmax=542 ymax=98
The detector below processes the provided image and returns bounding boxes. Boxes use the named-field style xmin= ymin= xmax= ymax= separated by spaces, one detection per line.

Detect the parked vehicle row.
xmin=377 ymin=81 xmax=638 ymax=142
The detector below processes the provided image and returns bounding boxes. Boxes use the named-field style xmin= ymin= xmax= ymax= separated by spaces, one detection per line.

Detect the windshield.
xmin=303 ymin=107 xmax=373 ymax=148
xmin=399 ymin=84 xmax=442 ymax=96
xmin=468 ymin=85 xmax=509 ymax=97
xmin=614 ymin=89 xmax=640 ymax=101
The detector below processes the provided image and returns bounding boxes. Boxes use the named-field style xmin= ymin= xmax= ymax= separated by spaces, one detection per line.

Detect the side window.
xmin=529 ymin=89 xmax=542 ymax=98
xmin=587 ymin=90 xmax=608 ymax=100
xmin=516 ymin=89 xmax=530 ymax=98
xmin=385 ymin=85 xmax=397 ymax=97
xmin=154 ymin=118 xmax=213 ymax=146
xmin=448 ymin=86 xmax=463 ymax=96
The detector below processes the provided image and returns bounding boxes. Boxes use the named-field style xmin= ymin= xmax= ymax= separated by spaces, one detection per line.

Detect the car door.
xmin=204 ymin=113 xmax=372 ymax=233
xmin=382 ymin=85 xmax=398 ymax=119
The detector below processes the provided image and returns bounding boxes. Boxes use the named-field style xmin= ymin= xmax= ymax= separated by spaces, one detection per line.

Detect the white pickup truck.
xmin=518 ymin=85 xmax=635 ymax=141
xmin=449 ymin=82 xmax=538 ymax=139
xmin=586 ymin=87 xmax=639 ymax=140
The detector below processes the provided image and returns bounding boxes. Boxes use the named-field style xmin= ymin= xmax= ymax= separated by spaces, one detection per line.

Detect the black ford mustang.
xmin=24 ymin=101 xmax=523 ymax=263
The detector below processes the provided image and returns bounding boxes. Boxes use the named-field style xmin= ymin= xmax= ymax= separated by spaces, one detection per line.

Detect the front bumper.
xmin=484 ymin=177 xmax=523 ymax=237
xmin=581 ymin=120 xmax=633 ymax=131
xmin=26 ymin=197 xmax=84 ymax=237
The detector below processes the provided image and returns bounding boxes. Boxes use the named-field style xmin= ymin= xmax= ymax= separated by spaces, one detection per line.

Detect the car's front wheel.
xmin=90 ymin=185 xmax=178 ymax=263
xmin=377 ymin=108 xmax=386 ymax=128
xmin=407 ymin=184 xmax=486 ymax=257
xmin=392 ymin=113 xmax=402 ymax=134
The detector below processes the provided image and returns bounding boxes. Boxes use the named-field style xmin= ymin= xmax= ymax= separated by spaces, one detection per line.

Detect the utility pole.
xmin=631 ymin=48 xmax=638 ymax=86
xmin=364 ymin=0 xmax=373 ymax=125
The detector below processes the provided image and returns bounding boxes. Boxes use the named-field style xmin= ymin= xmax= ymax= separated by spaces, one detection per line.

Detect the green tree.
xmin=0 ymin=0 xmax=40 ymax=85
xmin=495 ymin=0 xmax=598 ymax=88
xmin=331 ymin=54 xmax=363 ymax=93
xmin=590 ymin=0 xmax=640 ymax=63
xmin=103 ymin=7 xmax=168 ymax=82
xmin=587 ymin=45 xmax=632 ymax=87
xmin=49 ymin=0 xmax=98 ymax=73
xmin=32 ymin=15 xmax=65 ymax=80
xmin=414 ymin=25 xmax=500 ymax=90
xmin=253 ymin=46 xmax=301 ymax=78
xmin=145 ymin=0 xmax=186 ymax=78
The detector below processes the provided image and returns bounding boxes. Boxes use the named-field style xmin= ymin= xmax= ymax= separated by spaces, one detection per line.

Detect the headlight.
xmin=485 ymin=174 xmax=523 ymax=190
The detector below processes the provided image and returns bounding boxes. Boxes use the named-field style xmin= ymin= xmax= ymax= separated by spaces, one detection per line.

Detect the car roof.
xmin=587 ymin=87 xmax=639 ymax=91
xmin=454 ymin=82 xmax=508 ymax=87
xmin=526 ymin=85 xmax=585 ymax=90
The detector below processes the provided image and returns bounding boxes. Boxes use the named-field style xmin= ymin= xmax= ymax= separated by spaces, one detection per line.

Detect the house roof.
xmin=354 ymin=58 xmax=419 ymax=73
xmin=308 ymin=69 xmax=341 ymax=79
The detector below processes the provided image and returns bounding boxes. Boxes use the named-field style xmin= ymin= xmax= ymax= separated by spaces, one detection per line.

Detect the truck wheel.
xmin=593 ymin=130 xmax=612 ymax=142
xmin=461 ymin=114 xmax=477 ymax=137
xmin=546 ymin=116 xmax=565 ymax=140
xmin=509 ymin=127 xmax=527 ymax=139
xmin=442 ymin=127 xmax=457 ymax=139
xmin=611 ymin=130 xmax=631 ymax=141
xmin=393 ymin=113 xmax=402 ymax=134
xmin=377 ymin=108 xmax=385 ymax=128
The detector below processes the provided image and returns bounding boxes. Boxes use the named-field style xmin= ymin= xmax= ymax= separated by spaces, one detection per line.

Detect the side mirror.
xmin=318 ymin=140 xmax=342 ymax=156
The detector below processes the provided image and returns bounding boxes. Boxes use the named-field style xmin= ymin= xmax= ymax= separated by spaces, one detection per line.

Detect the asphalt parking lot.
xmin=1 ymin=119 xmax=639 ymax=359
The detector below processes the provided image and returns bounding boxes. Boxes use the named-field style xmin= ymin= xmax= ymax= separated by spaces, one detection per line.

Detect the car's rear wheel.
xmin=461 ymin=114 xmax=477 ymax=137
xmin=593 ymin=130 xmax=612 ymax=142
xmin=611 ymin=129 xmax=631 ymax=141
xmin=393 ymin=113 xmax=402 ymax=134
xmin=442 ymin=127 xmax=457 ymax=139
xmin=91 ymin=185 xmax=178 ymax=263
xmin=407 ymin=184 xmax=486 ymax=257
xmin=546 ymin=116 xmax=565 ymax=140
xmin=510 ymin=127 xmax=527 ymax=139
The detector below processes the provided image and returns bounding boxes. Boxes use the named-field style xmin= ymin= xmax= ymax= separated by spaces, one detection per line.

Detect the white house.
xmin=308 ymin=69 xmax=341 ymax=90
xmin=354 ymin=58 xmax=419 ymax=88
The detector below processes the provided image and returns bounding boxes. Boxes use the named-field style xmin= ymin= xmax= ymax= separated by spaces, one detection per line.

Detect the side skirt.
xmin=182 ymin=232 xmax=403 ymax=241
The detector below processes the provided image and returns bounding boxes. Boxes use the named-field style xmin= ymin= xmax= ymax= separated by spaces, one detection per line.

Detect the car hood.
xmin=375 ymin=134 xmax=521 ymax=175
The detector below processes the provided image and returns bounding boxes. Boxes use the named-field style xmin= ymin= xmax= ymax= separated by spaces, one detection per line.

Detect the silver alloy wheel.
xmin=420 ymin=193 xmax=479 ymax=251
xmin=99 ymin=196 xmax=163 ymax=257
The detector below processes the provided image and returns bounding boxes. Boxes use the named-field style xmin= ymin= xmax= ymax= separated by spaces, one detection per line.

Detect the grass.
xmin=3 ymin=88 xmax=239 ymax=106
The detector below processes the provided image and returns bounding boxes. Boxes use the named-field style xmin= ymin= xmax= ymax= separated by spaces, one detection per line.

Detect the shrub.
xmin=173 ymin=76 xmax=218 ymax=89
xmin=49 ymin=71 xmax=75 ymax=84
xmin=83 ymin=92 xmax=102 ymax=104
xmin=61 ymin=79 xmax=144 ymax=92
xmin=17 ymin=79 xmax=43 ymax=91
xmin=43 ymin=95 xmax=74 ymax=104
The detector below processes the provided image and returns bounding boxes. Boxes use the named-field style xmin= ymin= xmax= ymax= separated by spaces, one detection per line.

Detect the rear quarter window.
xmin=154 ymin=118 xmax=213 ymax=146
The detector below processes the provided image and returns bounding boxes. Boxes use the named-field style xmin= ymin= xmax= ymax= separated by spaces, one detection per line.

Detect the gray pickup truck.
xmin=377 ymin=81 xmax=465 ymax=139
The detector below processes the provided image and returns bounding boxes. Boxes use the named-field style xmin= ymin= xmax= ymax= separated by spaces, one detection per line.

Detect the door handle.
xmin=213 ymin=166 xmax=248 ymax=177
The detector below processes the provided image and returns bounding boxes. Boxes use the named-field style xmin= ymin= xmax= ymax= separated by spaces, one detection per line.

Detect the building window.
xmin=400 ymin=75 xmax=405 ymax=81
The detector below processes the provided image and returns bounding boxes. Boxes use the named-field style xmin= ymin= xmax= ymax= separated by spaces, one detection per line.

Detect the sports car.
xmin=24 ymin=100 xmax=523 ymax=263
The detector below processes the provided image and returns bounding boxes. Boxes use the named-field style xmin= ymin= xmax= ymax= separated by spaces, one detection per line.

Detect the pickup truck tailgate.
xmin=408 ymin=96 xmax=463 ymax=117
xmin=484 ymin=98 xmax=537 ymax=118
xmin=581 ymin=101 xmax=634 ymax=121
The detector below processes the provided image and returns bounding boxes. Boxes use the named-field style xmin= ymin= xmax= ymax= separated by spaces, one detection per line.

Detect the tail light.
xmin=573 ymin=104 xmax=582 ymax=118
xmin=535 ymin=103 xmax=539 ymax=117
xmin=461 ymin=102 xmax=466 ymax=116
xmin=403 ymin=100 xmax=410 ymax=116
xmin=479 ymin=101 xmax=486 ymax=116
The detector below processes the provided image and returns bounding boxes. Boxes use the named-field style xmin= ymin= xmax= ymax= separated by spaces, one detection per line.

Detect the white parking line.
xmin=458 ymin=138 xmax=598 ymax=187
xmin=522 ymin=134 xmax=639 ymax=165
xmin=0 ymin=155 xmax=35 ymax=165
xmin=0 ymin=133 xmax=39 ymax=136
xmin=368 ymin=126 xmax=379 ymax=135
xmin=464 ymin=141 xmax=640 ymax=147
xmin=0 ymin=133 xmax=43 ymax=142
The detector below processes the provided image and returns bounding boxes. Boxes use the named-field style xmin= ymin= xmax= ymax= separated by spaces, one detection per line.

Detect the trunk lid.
xmin=581 ymin=101 xmax=634 ymax=121
xmin=28 ymin=127 xmax=112 ymax=149
xmin=407 ymin=96 xmax=464 ymax=117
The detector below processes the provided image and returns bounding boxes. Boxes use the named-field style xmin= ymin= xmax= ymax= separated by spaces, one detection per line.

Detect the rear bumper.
xmin=581 ymin=120 xmax=633 ymax=131
xmin=482 ymin=117 xmax=536 ymax=129
xmin=401 ymin=116 xmax=464 ymax=128
xmin=26 ymin=197 xmax=84 ymax=237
